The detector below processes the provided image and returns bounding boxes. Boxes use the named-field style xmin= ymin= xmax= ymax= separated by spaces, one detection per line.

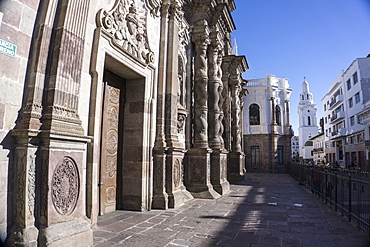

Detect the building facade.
xmin=322 ymin=56 xmax=370 ymax=169
xmin=291 ymin=136 xmax=299 ymax=162
xmin=242 ymin=75 xmax=293 ymax=172
xmin=310 ymin=133 xmax=325 ymax=164
xmin=359 ymin=99 xmax=370 ymax=170
xmin=0 ymin=1 xmax=248 ymax=246
xmin=298 ymin=79 xmax=319 ymax=162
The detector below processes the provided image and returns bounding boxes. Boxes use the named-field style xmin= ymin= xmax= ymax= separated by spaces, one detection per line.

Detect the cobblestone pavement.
xmin=93 ymin=173 xmax=370 ymax=247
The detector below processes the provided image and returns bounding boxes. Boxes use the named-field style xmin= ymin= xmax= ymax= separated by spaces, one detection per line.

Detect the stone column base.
xmin=211 ymin=150 xmax=230 ymax=195
xmin=168 ymin=188 xmax=193 ymax=208
xmin=228 ymin=152 xmax=246 ymax=183
xmin=152 ymin=194 xmax=169 ymax=210
xmin=6 ymin=225 xmax=39 ymax=247
xmin=185 ymin=149 xmax=220 ymax=199
xmin=38 ymin=218 xmax=93 ymax=247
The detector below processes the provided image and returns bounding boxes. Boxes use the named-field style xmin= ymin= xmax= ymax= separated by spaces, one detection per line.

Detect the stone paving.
xmin=93 ymin=173 xmax=370 ymax=246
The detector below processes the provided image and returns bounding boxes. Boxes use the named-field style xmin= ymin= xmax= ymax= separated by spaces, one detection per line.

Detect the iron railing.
xmin=287 ymin=163 xmax=370 ymax=236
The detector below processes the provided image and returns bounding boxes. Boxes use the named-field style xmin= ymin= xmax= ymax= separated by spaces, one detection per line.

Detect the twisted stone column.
xmin=185 ymin=19 xmax=220 ymax=199
xmin=192 ymin=20 xmax=210 ymax=149
xmin=226 ymin=55 xmax=248 ymax=182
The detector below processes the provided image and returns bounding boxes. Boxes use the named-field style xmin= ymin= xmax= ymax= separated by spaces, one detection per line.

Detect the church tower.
xmin=298 ymin=78 xmax=319 ymax=161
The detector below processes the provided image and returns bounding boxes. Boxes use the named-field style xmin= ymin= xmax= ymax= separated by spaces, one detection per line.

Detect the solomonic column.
xmin=208 ymin=30 xmax=229 ymax=195
xmin=228 ymin=55 xmax=248 ymax=182
xmin=185 ymin=19 xmax=220 ymax=199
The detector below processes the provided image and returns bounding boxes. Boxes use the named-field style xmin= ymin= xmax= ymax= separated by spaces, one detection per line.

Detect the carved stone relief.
xmin=97 ymin=0 xmax=154 ymax=65
xmin=51 ymin=157 xmax=80 ymax=215
xmin=173 ymin=158 xmax=182 ymax=188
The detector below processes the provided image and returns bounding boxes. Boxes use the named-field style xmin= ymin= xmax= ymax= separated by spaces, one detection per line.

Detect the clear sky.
xmin=232 ymin=0 xmax=370 ymax=135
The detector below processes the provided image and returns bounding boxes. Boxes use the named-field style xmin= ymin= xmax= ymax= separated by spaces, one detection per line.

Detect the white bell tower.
xmin=298 ymin=78 xmax=319 ymax=161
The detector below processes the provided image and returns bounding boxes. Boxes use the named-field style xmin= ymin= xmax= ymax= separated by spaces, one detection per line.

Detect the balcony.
xmin=328 ymin=95 xmax=343 ymax=110
xmin=331 ymin=128 xmax=346 ymax=138
xmin=330 ymin=111 xmax=345 ymax=124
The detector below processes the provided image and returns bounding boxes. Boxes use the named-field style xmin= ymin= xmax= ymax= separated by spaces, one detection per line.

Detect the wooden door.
xmin=99 ymin=74 xmax=123 ymax=215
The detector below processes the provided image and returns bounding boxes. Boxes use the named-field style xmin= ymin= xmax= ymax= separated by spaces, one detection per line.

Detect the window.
xmin=308 ymin=116 xmax=311 ymax=126
xmin=350 ymin=116 xmax=355 ymax=126
xmin=275 ymin=106 xmax=281 ymax=126
xmin=249 ymin=104 xmax=260 ymax=125
xmin=301 ymin=95 xmax=304 ymax=100
xmin=355 ymin=92 xmax=360 ymax=104
xmin=324 ymin=104 xmax=326 ymax=111
xmin=349 ymin=98 xmax=353 ymax=108
xmin=358 ymin=133 xmax=363 ymax=143
xmin=347 ymin=79 xmax=351 ymax=90
xmin=353 ymin=72 xmax=358 ymax=85
xmin=325 ymin=117 xmax=327 ymax=123
xmin=251 ymin=146 xmax=260 ymax=167
xmin=357 ymin=115 xmax=363 ymax=124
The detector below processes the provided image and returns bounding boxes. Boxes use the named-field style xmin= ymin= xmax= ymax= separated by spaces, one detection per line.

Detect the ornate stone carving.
xmin=145 ymin=0 xmax=161 ymax=16
xmin=173 ymin=158 xmax=182 ymax=188
xmin=51 ymin=157 xmax=80 ymax=215
xmin=208 ymin=31 xmax=224 ymax=149
xmin=15 ymin=152 xmax=26 ymax=223
xmin=97 ymin=0 xmax=154 ymax=65
xmin=28 ymin=155 xmax=36 ymax=217
xmin=177 ymin=112 xmax=186 ymax=134
xmin=106 ymin=187 xmax=116 ymax=203
xmin=192 ymin=19 xmax=210 ymax=148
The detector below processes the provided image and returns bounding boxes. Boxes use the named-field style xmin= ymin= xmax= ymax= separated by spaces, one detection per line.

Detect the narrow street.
xmin=93 ymin=173 xmax=370 ymax=247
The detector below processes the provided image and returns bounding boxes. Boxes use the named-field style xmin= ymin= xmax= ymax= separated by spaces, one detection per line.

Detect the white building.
xmin=298 ymin=79 xmax=319 ymax=161
xmin=291 ymin=136 xmax=299 ymax=161
xmin=322 ymin=55 xmax=370 ymax=169
xmin=242 ymin=75 xmax=293 ymax=172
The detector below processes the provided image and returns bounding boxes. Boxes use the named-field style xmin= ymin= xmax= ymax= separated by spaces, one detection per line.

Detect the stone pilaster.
xmin=152 ymin=1 xmax=171 ymax=210
xmin=208 ymin=29 xmax=229 ymax=195
xmin=37 ymin=0 xmax=92 ymax=246
xmin=6 ymin=137 xmax=39 ymax=247
xmin=7 ymin=1 xmax=59 ymax=246
xmin=164 ymin=0 xmax=193 ymax=208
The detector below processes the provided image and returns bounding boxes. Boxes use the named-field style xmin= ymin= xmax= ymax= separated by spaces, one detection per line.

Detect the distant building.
xmin=310 ymin=133 xmax=325 ymax=164
xmin=322 ymin=56 xmax=370 ymax=169
xmin=242 ymin=75 xmax=293 ymax=172
xmin=359 ymin=99 xmax=370 ymax=170
xmin=291 ymin=136 xmax=300 ymax=161
xmin=298 ymin=79 xmax=319 ymax=162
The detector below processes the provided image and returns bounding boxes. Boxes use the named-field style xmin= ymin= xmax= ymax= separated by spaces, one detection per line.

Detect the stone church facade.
xmin=0 ymin=0 xmax=247 ymax=246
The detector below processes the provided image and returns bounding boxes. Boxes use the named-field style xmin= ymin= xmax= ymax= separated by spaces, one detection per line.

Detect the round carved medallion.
xmin=51 ymin=157 xmax=80 ymax=215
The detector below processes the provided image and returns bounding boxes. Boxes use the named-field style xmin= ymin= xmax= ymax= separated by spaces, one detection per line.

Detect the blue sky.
xmin=232 ymin=0 xmax=370 ymax=135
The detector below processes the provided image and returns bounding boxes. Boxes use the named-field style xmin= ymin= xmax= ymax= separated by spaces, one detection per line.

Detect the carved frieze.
xmin=97 ymin=0 xmax=154 ymax=65
xmin=51 ymin=157 xmax=80 ymax=215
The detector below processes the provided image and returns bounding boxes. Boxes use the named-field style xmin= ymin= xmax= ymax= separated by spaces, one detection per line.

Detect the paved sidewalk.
xmin=93 ymin=173 xmax=370 ymax=247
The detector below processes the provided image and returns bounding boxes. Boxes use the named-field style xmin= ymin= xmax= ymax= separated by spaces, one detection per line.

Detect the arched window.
xmin=249 ymin=104 xmax=260 ymax=125
xmin=301 ymin=95 xmax=304 ymax=100
xmin=275 ymin=105 xmax=281 ymax=126
xmin=308 ymin=116 xmax=311 ymax=126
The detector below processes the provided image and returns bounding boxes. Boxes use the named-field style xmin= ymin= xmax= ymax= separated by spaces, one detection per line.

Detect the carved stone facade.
xmin=0 ymin=0 xmax=248 ymax=246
